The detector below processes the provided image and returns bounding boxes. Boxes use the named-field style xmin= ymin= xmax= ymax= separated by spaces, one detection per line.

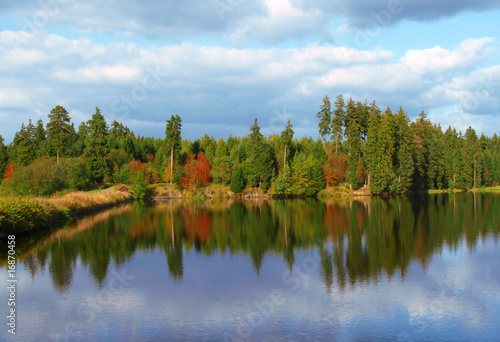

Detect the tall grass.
xmin=0 ymin=191 xmax=132 ymax=235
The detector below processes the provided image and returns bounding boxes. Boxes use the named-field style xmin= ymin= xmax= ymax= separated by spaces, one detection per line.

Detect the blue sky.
xmin=0 ymin=0 xmax=499 ymax=142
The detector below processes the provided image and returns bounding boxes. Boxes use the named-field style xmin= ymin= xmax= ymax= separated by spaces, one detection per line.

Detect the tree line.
xmin=0 ymin=97 xmax=499 ymax=196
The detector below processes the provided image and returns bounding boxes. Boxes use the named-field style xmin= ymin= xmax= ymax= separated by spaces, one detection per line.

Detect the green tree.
xmin=273 ymin=164 xmax=292 ymax=195
xmin=365 ymin=102 xmax=386 ymax=194
xmin=165 ymin=115 xmax=182 ymax=184
xmin=13 ymin=120 xmax=37 ymax=166
xmin=392 ymin=108 xmax=414 ymax=193
xmin=84 ymin=107 xmax=110 ymax=182
xmin=0 ymin=135 xmax=8 ymax=178
xmin=211 ymin=138 xmax=232 ymax=185
xmin=34 ymin=119 xmax=47 ymax=158
xmin=317 ymin=95 xmax=331 ymax=149
xmin=46 ymin=105 xmax=72 ymax=162
xmin=230 ymin=167 xmax=245 ymax=193
xmin=332 ymin=94 xmax=345 ymax=153
xmin=280 ymin=120 xmax=294 ymax=167
xmin=246 ymin=119 xmax=274 ymax=191
xmin=345 ymin=99 xmax=363 ymax=189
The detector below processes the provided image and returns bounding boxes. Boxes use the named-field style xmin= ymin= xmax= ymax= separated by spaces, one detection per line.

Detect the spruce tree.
xmin=393 ymin=108 xmax=414 ymax=193
xmin=84 ymin=107 xmax=110 ymax=182
xmin=317 ymin=95 xmax=331 ymax=148
xmin=246 ymin=119 xmax=273 ymax=191
xmin=46 ymin=105 xmax=72 ymax=162
xmin=165 ymin=114 xmax=182 ymax=184
xmin=0 ymin=135 xmax=8 ymax=178
xmin=280 ymin=120 xmax=294 ymax=167
xmin=13 ymin=120 xmax=37 ymax=166
xmin=332 ymin=94 xmax=345 ymax=153
xmin=230 ymin=167 xmax=245 ymax=193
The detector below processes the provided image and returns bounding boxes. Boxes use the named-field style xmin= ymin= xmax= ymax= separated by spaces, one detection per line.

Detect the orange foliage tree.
xmin=180 ymin=153 xmax=212 ymax=189
xmin=323 ymin=148 xmax=347 ymax=186
xmin=3 ymin=163 xmax=17 ymax=180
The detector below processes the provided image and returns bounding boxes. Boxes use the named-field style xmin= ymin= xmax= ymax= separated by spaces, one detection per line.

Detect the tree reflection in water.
xmin=5 ymin=193 xmax=500 ymax=292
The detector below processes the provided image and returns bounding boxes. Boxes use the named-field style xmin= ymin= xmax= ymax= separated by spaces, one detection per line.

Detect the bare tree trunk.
xmin=170 ymin=147 xmax=173 ymax=186
xmin=335 ymin=135 xmax=338 ymax=153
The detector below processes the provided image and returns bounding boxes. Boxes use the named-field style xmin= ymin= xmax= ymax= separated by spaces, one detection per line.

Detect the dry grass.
xmin=39 ymin=191 xmax=132 ymax=213
xmin=0 ymin=190 xmax=133 ymax=235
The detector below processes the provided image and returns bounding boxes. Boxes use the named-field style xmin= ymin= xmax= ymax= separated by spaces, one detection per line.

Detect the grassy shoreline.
xmin=0 ymin=190 xmax=133 ymax=235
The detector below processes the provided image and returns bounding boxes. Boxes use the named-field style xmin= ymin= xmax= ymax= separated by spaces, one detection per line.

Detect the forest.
xmin=0 ymin=94 xmax=499 ymax=197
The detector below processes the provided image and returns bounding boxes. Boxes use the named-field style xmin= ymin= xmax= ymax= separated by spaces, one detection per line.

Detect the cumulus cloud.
xmin=0 ymin=32 xmax=498 ymax=142
xmin=292 ymin=0 xmax=500 ymax=28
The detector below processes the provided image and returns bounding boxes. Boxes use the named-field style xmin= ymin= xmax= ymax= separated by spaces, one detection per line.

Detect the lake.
xmin=1 ymin=193 xmax=500 ymax=341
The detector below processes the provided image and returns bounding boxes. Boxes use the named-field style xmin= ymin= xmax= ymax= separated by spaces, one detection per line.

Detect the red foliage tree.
xmin=180 ymin=153 xmax=212 ymax=189
xmin=323 ymin=154 xmax=347 ymax=186
xmin=3 ymin=163 xmax=17 ymax=180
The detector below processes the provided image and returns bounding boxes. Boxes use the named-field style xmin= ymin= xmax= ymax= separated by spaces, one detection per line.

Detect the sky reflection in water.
xmin=1 ymin=193 xmax=500 ymax=341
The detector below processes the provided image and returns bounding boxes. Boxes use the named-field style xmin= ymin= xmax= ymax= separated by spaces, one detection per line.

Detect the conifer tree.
xmin=317 ymin=95 xmax=331 ymax=149
xmin=211 ymin=138 xmax=232 ymax=185
xmin=165 ymin=114 xmax=182 ymax=185
xmin=0 ymin=135 xmax=8 ymax=178
xmin=13 ymin=120 xmax=37 ymax=166
xmin=84 ymin=107 xmax=110 ymax=182
xmin=280 ymin=119 xmax=294 ymax=167
xmin=345 ymin=99 xmax=363 ymax=189
xmin=46 ymin=105 xmax=72 ymax=162
xmin=393 ymin=108 xmax=414 ymax=193
xmin=247 ymin=119 xmax=273 ymax=191
xmin=332 ymin=94 xmax=345 ymax=153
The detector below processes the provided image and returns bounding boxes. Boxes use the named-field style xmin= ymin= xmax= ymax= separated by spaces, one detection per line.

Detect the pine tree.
xmin=273 ymin=164 xmax=292 ymax=195
xmin=332 ymin=94 xmax=345 ymax=153
xmin=46 ymin=105 xmax=72 ymax=162
xmin=84 ymin=107 xmax=110 ymax=182
xmin=393 ymin=108 xmax=414 ymax=193
xmin=317 ymin=95 xmax=331 ymax=149
xmin=165 ymin=114 xmax=182 ymax=185
xmin=34 ymin=119 xmax=47 ymax=158
xmin=345 ymin=99 xmax=363 ymax=189
xmin=463 ymin=126 xmax=479 ymax=188
xmin=280 ymin=120 xmax=294 ymax=167
xmin=230 ymin=167 xmax=245 ymax=193
xmin=13 ymin=120 xmax=37 ymax=166
xmin=212 ymin=138 xmax=232 ymax=184
xmin=365 ymin=101 xmax=383 ymax=192
xmin=247 ymin=119 xmax=273 ymax=191
xmin=0 ymin=135 xmax=8 ymax=178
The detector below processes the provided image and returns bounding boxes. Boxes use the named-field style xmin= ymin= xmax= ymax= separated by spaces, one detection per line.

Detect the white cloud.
xmin=0 ymin=33 xmax=498 ymax=142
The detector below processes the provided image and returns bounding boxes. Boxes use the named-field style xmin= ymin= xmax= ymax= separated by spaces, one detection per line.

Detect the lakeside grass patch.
xmin=0 ymin=190 xmax=132 ymax=235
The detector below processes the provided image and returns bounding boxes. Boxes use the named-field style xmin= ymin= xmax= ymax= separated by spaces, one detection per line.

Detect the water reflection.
xmin=3 ymin=193 xmax=500 ymax=292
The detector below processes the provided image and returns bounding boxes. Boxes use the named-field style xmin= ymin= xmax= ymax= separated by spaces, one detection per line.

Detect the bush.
xmin=4 ymin=157 xmax=64 ymax=196
xmin=60 ymin=157 xmax=92 ymax=191
xmin=0 ymin=197 xmax=50 ymax=234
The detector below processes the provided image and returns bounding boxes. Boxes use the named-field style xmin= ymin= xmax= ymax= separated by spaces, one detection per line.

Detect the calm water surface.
xmin=1 ymin=193 xmax=500 ymax=341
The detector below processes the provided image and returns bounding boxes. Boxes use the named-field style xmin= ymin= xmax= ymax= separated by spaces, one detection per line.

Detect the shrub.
xmin=60 ymin=157 xmax=92 ymax=191
xmin=0 ymin=197 xmax=50 ymax=234
xmin=4 ymin=157 xmax=64 ymax=196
